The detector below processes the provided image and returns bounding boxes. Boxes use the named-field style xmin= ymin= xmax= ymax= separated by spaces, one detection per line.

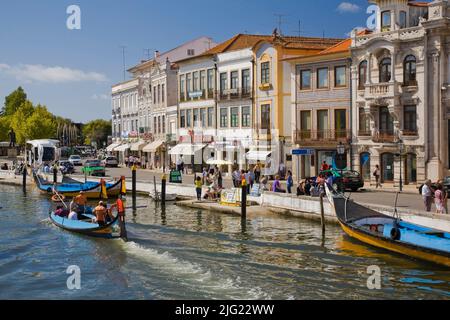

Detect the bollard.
xmin=84 ymin=170 xmax=87 ymax=184
xmin=132 ymin=165 xmax=137 ymax=211
xmin=22 ymin=166 xmax=27 ymax=193
xmin=161 ymin=174 xmax=167 ymax=205
xmin=241 ymin=179 xmax=247 ymax=220
xmin=320 ymin=193 xmax=325 ymax=234
xmin=53 ymin=167 xmax=58 ymax=184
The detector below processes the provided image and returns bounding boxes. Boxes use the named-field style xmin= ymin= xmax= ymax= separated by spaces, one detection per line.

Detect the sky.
xmin=0 ymin=0 xmax=370 ymax=123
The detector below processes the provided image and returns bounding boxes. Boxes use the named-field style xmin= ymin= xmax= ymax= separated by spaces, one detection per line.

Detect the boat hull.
xmin=49 ymin=213 xmax=120 ymax=239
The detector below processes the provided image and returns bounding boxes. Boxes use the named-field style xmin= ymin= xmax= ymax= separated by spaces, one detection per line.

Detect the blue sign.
xmin=292 ymin=149 xmax=314 ymax=156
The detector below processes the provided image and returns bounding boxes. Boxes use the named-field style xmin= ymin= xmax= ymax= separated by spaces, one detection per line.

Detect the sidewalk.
xmin=360 ymin=182 xmax=419 ymax=195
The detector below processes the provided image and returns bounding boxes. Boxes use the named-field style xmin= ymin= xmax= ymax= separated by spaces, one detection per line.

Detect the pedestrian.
xmin=249 ymin=169 xmax=255 ymax=190
xmin=195 ymin=176 xmax=202 ymax=201
xmin=320 ymin=161 xmax=329 ymax=172
xmin=202 ymin=167 xmax=208 ymax=185
xmin=217 ymin=169 xmax=223 ymax=189
xmin=435 ymin=183 xmax=444 ymax=214
xmin=254 ymin=162 xmax=261 ymax=183
xmin=286 ymin=170 xmax=293 ymax=194
xmin=326 ymin=172 xmax=334 ymax=190
xmin=272 ymin=175 xmax=285 ymax=193
xmin=373 ymin=165 xmax=381 ymax=188
xmin=421 ymin=179 xmax=433 ymax=212
xmin=232 ymin=168 xmax=240 ymax=188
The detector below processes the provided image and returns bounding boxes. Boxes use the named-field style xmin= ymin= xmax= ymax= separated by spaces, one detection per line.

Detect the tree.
xmin=0 ymin=116 xmax=11 ymax=141
xmin=82 ymin=119 xmax=111 ymax=147
xmin=24 ymin=105 xmax=57 ymax=141
xmin=2 ymin=87 xmax=27 ymax=116
xmin=9 ymin=100 xmax=35 ymax=144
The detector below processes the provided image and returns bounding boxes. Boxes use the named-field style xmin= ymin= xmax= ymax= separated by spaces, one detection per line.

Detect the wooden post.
xmin=241 ymin=178 xmax=247 ymax=220
xmin=84 ymin=170 xmax=87 ymax=184
xmin=132 ymin=165 xmax=137 ymax=211
xmin=153 ymin=176 xmax=158 ymax=202
xmin=53 ymin=166 xmax=58 ymax=184
xmin=22 ymin=166 xmax=27 ymax=193
xmin=161 ymin=174 xmax=167 ymax=205
xmin=320 ymin=193 xmax=325 ymax=234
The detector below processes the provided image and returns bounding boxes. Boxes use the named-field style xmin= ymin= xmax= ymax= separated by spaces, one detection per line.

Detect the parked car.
xmin=81 ymin=160 xmax=106 ymax=177
xmin=102 ymin=156 xmax=119 ymax=168
xmin=315 ymin=169 xmax=364 ymax=192
xmin=58 ymin=160 xmax=75 ymax=175
xmin=69 ymin=155 xmax=83 ymax=166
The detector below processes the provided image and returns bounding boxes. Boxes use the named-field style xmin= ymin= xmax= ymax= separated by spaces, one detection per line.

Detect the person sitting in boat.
xmin=74 ymin=191 xmax=88 ymax=213
xmin=55 ymin=205 xmax=69 ymax=217
xmin=93 ymin=201 xmax=107 ymax=226
xmin=68 ymin=209 xmax=79 ymax=220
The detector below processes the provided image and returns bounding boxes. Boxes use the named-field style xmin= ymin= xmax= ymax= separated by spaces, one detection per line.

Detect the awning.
xmin=115 ymin=144 xmax=131 ymax=152
xmin=106 ymin=143 xmax=121 ymax=152
xmin=143 ymin=140 xmax=164 ymax=153
xmin=131 ymin=141 xmax=147 ymax=151
xmin=246 ymin=150 xmax=272 ymax=161
xmin=206 ymin=158 xmax=233 ymax=165
xmin=169 ymin=144 xmax=206 ymax=156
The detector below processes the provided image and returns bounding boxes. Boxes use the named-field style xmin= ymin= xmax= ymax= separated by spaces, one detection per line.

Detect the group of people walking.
xmin=421 ymin=179 xmax=448 ymax=214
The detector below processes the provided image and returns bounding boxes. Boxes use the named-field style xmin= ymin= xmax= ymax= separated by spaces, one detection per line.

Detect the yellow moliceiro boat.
xmin=326 ymin=186 xmax=450 ymax=267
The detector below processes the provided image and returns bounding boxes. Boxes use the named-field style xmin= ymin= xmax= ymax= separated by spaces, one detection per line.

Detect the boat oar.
xmin=53 ymin=189 xmax=68 ymax=209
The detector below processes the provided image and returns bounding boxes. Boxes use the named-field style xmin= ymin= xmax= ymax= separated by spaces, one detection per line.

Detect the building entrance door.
xmin=381 ymin=153 xmax=394 ymax=182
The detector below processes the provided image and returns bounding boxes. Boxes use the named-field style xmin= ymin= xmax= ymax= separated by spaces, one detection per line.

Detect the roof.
xmin=282 ymin=37 xmax=352 ymax=63
xmin=177 ymin=33 xmax=343 ymax=64
xmin=319 ymin=38 xmax=351 ymax=55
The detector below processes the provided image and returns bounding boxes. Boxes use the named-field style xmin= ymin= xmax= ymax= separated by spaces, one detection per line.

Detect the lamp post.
xmin=336 ymin=142 xmax=346 ymax=192
xmin=398 ymin=140 xmax=404 ymax=192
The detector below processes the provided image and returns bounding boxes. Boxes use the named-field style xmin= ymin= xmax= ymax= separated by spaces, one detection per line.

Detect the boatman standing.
xmin=74 ymin=191 xmax=88 ymax=214
xmin=110 ymin=194 xmax=127 ymax=241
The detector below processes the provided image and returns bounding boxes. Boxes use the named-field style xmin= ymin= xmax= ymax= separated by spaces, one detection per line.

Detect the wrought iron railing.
xmin=295 ymin=129 xmax=351 ymax=144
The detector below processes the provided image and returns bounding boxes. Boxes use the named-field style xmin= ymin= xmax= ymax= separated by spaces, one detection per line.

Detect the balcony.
xmin=218 ymin=88 xmax=252 ymax=101
xmin=294 ymin=129 xmax=351 ymax=145
xmin=357 ymin=130 xmax=372 ymax=137
xmin=364 ymin=82 xmax=398 ymax=101
xmin=180 ymin=90 xmax=216 ymax=103
xmin=354 ymin=26 xmax=425 ymax=48
xmin=372 ymin=130 xmax=396 ymax=143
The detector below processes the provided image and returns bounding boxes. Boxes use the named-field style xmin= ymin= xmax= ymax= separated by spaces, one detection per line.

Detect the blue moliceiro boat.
xmin=326 ymin=186 xmax=450 ymax=267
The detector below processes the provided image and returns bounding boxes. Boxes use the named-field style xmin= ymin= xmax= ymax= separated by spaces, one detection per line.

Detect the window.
xmin=317 ymin=110 xmax=329 ymax=139
xmin=157 ymin=84 xmax=161 ymax=103
xmin=231 ymin=71 xmax=238 ymax=90
xmin=180 ymin=110 xmax=186 ymax=128
xmin=200 ymin=70 xmax=206 ymax=92
xmin=404 ymin=55 xmax=417 ymax=85
xmin=358 ymin=107 xmax=370 ymax=135
xmin=317 ymin=68 xmax=329 ymax=89
xmin=162 ymin=84 xmax=165 ymax=103
xmin=162 ymin=116 xmax=165 ymax=133
xmin=242 ymin=106 xmax=250 ymax=127
xmin=207 ymin=107 xmax=214 ymax=127
xmin=220 ymin=108 xmax=228 ymax=128
xmin=358 ymin=61 xmax=367 ymax=89
xmin=154 ymin=117 xmax=157 ymax=133
xmin=300 ymin=111 xmax=311 ymax=139
xmin=185 ymin=109 xmax=191 ymax=127
xmin=193 ymin=71 xmax=199 ymax=92
xmin=381 ymin=11 xmax=391 ymax=32
xmin=242 ymin=69 xmax=250 ymax=94
xmin=334 ymin=66 xmax=346 ymax=87
xmin=379 ymin=106 xmax=394 ymax=134
xmin=153 ymin=87 xmax=157 ymax=103
xmin=399 ymin=11 xmax=407 ymax=29
xmin=261 ymin=104 xmax=271 ymax=131
xmin=187 ymin=49 xmax=195 ymax=56
xmin=334 ymin=109 xmax=347 ymax=138
xmin=300 ymin=70 xmax=311 ymax=90
xmin=379 ymin=58 xmax=391 ymax=83
xmin=261 ymin=62 xmax=270 ymax=84
xmin=231 ymin=107 xmax=239 ymax=127
xmin=220 ymin=73 xmax=228 ymax=95
xmin=186 ymin=73 xmax=192 ymax=94
xmin=200 ymin=108 xmax=207 ymax=128
xmin=158 ymin=116 xmax=161 ymax=133
xmin=193 ymin=109 xmax=199 ymax=126
xmin=404 ymin=105 xmax=417 ymax=134
xmin=207 ymin=69 xmax=214 ymax=94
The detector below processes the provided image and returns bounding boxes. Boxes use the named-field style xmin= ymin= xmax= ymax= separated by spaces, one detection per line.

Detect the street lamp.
xmin=398 ymin=140 xmax=405 ymax=192
xmin=336 ymin=142 xmax=346 ymax=192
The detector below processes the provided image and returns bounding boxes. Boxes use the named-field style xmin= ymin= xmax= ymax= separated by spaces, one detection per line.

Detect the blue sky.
xmin=0 ymin=0 xmax=370 ymax=122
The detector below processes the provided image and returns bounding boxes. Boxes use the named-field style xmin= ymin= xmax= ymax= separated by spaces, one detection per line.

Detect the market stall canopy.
xmin=143 ymin=140 xmax=165 ymax=153
xmin=115 ymin=144 xmax=131 ymax=152
xmin=246 ymin=150 xmax=272 ymax=161
xmin=131 ymin=141 xmax=147 ymax=152
xmin=106 ymin=143 xmax=121 ymax=152
xmin=169 ymin=144 xmax=206 ymax=156
xmin=206 ymin=158 xmax=233 ymax=165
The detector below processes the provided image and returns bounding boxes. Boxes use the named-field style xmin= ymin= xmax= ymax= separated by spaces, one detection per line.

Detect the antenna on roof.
xmin=143 ymin=48 xmax=155 ymax=60
xmin=274 ymin=13 xmax=288 ymax=36
xmin=119 ymin=45 xmax=127 ymax=81
xmin=292 ymin=20 xmax=302 ymax=37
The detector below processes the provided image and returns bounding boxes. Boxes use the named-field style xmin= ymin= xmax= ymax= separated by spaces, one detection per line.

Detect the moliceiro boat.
xmin=325 ymin=186 xmax=450 ymax=267
xmin=33 ymin=171 xmax=126 ymax=199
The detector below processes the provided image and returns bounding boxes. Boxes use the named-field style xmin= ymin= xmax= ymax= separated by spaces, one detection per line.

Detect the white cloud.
xmin=91 ymin=94 xmax=110 ymax=100
xmin=337 ymin=2 xmax=361 ymax=13
xmin=0 ymin=63 xmax=108 ymax=83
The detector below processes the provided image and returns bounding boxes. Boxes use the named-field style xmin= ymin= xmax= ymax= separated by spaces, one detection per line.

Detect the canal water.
xmin=0 ymin=184 xmax=448 ymax=299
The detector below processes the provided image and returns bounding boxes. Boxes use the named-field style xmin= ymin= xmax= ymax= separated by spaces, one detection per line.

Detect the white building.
xmin=351 ymin=0 xmax=450 ymax=185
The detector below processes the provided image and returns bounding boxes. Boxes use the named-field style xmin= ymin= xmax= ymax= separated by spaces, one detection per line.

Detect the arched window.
xmin=379 ymin=57 xmax=391 ymax=83
xmin=404 ymin=55 xmax=417 ymax=86
xmin=358 ymin=60 xmax=367 ymax=89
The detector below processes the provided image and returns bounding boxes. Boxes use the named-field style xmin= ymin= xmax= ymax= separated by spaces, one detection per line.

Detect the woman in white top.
xmin=421 ymin=180 xmax=433 ymax=212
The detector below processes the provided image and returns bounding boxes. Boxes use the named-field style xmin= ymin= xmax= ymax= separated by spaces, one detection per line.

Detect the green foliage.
xmin=2 ymin=87 xmax=27 ymax=116
xmin=0 ymin=116 xmax=11 ymax=141
xmin=24 ymin=105 xmax=57 ymax=141
xmin=82 ymin=119 xmax=111 ymax=147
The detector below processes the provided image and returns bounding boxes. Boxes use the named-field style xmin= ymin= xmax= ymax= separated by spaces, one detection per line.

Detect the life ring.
xmin=52 ymin=194 xmax=66 ymax=203
xmin=390 ymin=227 xmax=401 ymax=241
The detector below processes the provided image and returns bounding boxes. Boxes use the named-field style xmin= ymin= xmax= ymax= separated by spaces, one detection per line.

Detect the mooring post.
xmin=320 ymin=192 xmax=325 ymax=234
xmin=241 ymin=178 xmax=247 ymax=220
xmin=161 ymin=173 xmax=167 ymax=206
xmin=22 ymin=165 xmax=27 ymax=193
xmin=53 ymin=166 xmax=58 ymax=184
xmin=84 ymin=170 xmax=87 ymax=184
xmin=132 ymin=165 xmax=137 ymax=211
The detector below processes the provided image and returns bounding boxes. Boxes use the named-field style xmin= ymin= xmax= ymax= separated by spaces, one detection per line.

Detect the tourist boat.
xmin=33 ymin=171 xmax=126 ymax=199
xmin=326 ymin=186 xmax=450 ymax=267
xmin=149 ymin=190 xmax=177 ymax=202
xmin=49 ymin=209 xmax=123 ymax=239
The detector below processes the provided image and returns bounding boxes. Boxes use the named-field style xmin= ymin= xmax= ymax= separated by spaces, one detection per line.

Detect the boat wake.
xmin=122 ymin=240 xmax=271 ymax=300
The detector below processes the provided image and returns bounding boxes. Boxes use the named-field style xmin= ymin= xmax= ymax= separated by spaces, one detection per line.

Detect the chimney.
xmin=154 ymin=50 xmax=160 ymax=59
